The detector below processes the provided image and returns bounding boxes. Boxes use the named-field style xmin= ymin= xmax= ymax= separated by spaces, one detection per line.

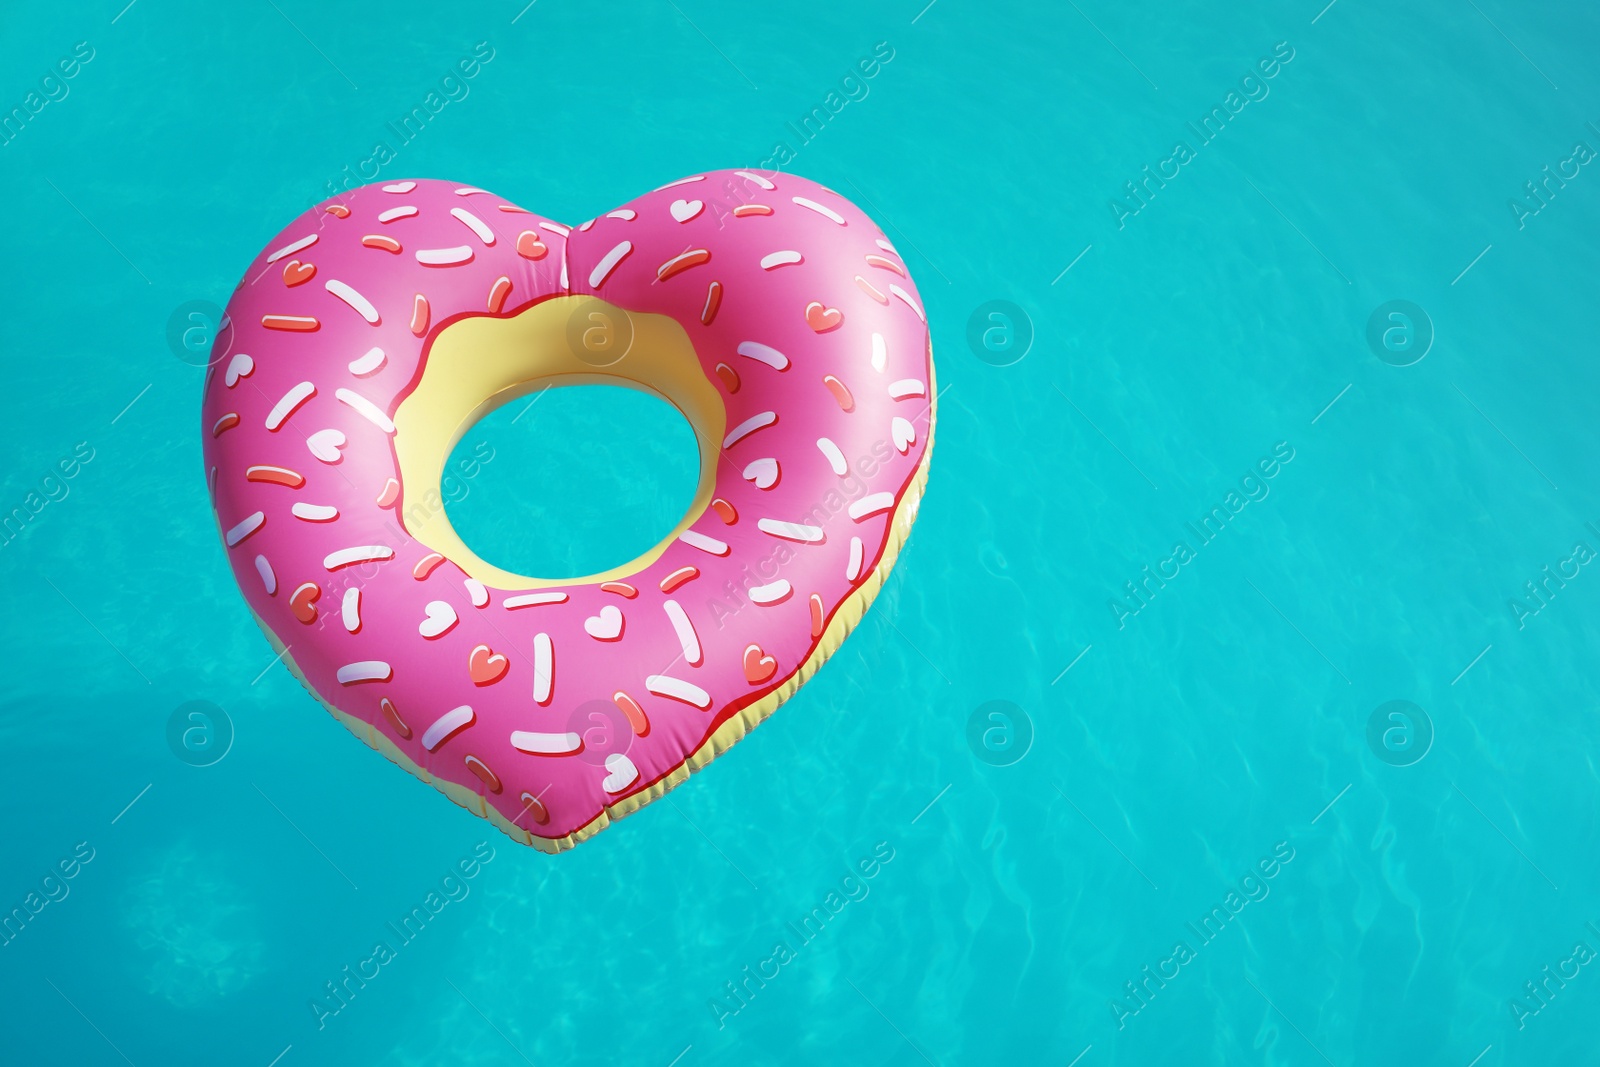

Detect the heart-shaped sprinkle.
xmin=289 ymin=582 xmax=320 ymax=624
xmin=584 ymin=604 xmax=624 ymax=641
xmin=805 ymin=301 xmax=843 ymax=333
xmin=306 ymin=428 xmax=346 ymax=463
xmin=602 ymin=752 xmax=639 ymax=793
xmin=468 ymin=643 xmax=509 ymax=685
xmin=893 ymin=416 xmax=916 ymax=453
xmin=670 ymin=199 xmax=704 ymax=223
xmin=282 ymin=259 xmax=316 ymax=286
xmin=743 ymin=458 xmax=779 ymax=490
xmin=224 ymin=353 xmax=254 ymax=388
xmin=743 ymin=644 xmax=777 ymax=684
xmin=419 ymin=600 xmax=458 ymax=639
xmin=515 ymin=231 xmax=547 ymax=259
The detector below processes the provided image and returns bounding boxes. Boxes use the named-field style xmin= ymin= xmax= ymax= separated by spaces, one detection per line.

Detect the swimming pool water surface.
xmin=2 ymin=1 xmax=1599 ymax=1064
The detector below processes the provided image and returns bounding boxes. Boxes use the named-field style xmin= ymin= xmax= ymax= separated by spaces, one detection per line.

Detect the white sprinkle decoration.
xmin=735 ymin=170 xmax=775 ymax=190
xmin=504 ymin=592 xmax=569 ymax=609
xmin=760 ymin=250 xmax=803 ymax=270
xmin=264 ymin=382 xmax=316 ymax=431
xmin=758 ymin=518 xmax=824 ymax=544
xmin=723 ymin=411 xmax=777 ymax=448
xmin=663 ymin=599 xmax=702 ymax=666
xmin=589 ymin=240 xmax=633 ymax=288
xmin=670 ymin=199 xmax=704 ymax=223
xmin=792 ymin=196 xmax=845 ymax=224
xmin=847 ymin=536 xmax=865 ymax=580
xmin=583 ymin=605 xmax=624 ymax=641
xmin=875 ymin=238 xmax=899 ymax=255
xmin=509 ymin=730 xmax=582 ymax=755
xmin=889 ymin=284 xmax=925 ymax=321
xmin=421 ymin=705 xmax=475 ymax=751
xmin=382 ymin=181 xmax=417 ymax=193
xmin=678 ymin=530 xmax=730 ymax=556
xmin=540 ymin=221 xmax=571 ymax=237
xmin=454 ymin=187 xmax=489 ymax=196
xmin=336 ymin=661 xmax=392 ymax=685
xmin=325 ymin=279 xmax=381 ymax=324
xmin=224 ymin=353 xmax=254 ymax=387
xmin=291 ymin=502 xmax=338 ymax=522
xmin=465 ymin=578 xmax=489 ymax=608
xmin=533 ymin=633 xmax=553 ymax=705
xmin=254 ymin=554 xmax=277 ymax=595
xmin=817 ymin=437 xmax=848 ymax=475
xmin=606 ymin=209 xmax=637 ymax=221
xmin=749 ymin=579 xmax=793 ymax=605
xmin=224 ymin=512 xmax=265 ymax=547
xmin=419 ymin=600 xmax=458 ymax=639
xmin=871 ymin=332 xmax=887 ymax=373
xmin=602 ymin=752 xmax=639 ymax=793
xmin=736 ymin=341 xmax=789 ymax=370
xmin=658 ymin=175 xmax=706 ymax=189
xmin=342 ymin=588 xmax=361 ymax=633
xmin=324 ymin=545 xmax=394 ymax=570
xmin=889 ymin=379 xmax=926 ymax=400
xmin=266 ymin=233 xmax=317 ymax=263
xmin=416 ymin=246 xmax=474 ymax=266
xmin=893 ymin=416 xmax=916 ymax=453
xmin=335 ymin=388 xmax=396 ymax=433
xmin=646 ymin=674 xmax=711 ymax=709
xmin=451 ymin=207 xmax=496 ymax=245
xmin=349 ymin=346 xmax=386 ymax=376
xmin=377 ymin=206 xmax=418 ymax=223
xmin=743 ymin=457 xmax=779 ymax=490
xmin=849 ymin=493 xmax=895 ymax=520
xmin=306 ymin=428 xmax=346 ymax=463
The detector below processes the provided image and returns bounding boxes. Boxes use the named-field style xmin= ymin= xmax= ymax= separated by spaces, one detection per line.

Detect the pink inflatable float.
xmin=202 ymin=171 xmax=934 ymax=851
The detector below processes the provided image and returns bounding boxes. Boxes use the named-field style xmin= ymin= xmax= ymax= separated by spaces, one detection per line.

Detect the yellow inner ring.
xmin=391 ymin=296 xmax=725 ymax=590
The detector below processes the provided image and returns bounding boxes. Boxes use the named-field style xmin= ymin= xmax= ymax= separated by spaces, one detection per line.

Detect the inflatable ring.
xmin=203 ymin=171 xmax=934 ymax=852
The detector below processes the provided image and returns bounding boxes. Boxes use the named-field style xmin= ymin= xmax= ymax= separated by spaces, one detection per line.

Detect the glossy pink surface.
xmin=202 ymin=171 xmax=932 ymax=845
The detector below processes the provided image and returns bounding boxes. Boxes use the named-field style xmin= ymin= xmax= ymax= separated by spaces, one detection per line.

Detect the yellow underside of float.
xmin=255 ymin=296 xmax=936 ymax=853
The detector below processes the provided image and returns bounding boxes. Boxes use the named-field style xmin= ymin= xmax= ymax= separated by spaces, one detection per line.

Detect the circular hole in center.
xmin=442 ymin=384 xmax=700 ymax=580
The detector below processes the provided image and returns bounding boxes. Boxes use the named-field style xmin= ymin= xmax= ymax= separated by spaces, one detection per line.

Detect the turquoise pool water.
xmin=4 ymin=1 xmax=1599 ymax=1064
